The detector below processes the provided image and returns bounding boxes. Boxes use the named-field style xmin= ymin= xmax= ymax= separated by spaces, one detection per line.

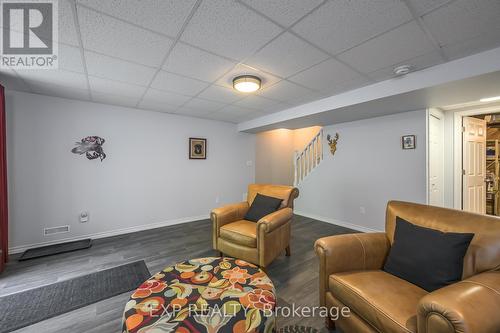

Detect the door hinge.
xmin=462 ymin=126 xmax=466 ymax=132
xmin=462 ymin=169 xmax=466 ymax=175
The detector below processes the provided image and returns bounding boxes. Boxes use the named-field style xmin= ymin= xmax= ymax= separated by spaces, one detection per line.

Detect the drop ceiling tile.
xmin=422 ymin=0 xmax=500 ymax=47
xmin=319 ymin=76 xmax=372 ymax=98
xmin=18 ymin=69 xmax=88 ymax=90
xmin=91 ymin=92 xmax=140 ymax=108
xmin=405 ymin=0 xmax=452 ymax=16
xmin=180 ymin=0 xmax=282 ymax=61
xmin=442 ymin=30 xmax=500 ymax=60
xmin=182 ymin=97 xmax=226 ymax=113
xmin=77 ymin=0 xmax=197 ymax=37
xmin=257 ymin=80 xmax=316 ymax=103
xmin=285 ymin=90 xmax=325 ymax=106
xmin=366 ymin=50 xmax=444 ymax=81
xmin=88 ymin=76 xmax=147 ymax=99
xmin=151 ymin=71 xmax=210 ymax=96
xmin=201 ymin=112 xmax=238 ymax=123
xmin=163 ymin=43 xmax=236 ymax=83
xmin=260 ymin=103 xmax=290 ymax=114
xmin=197 ymin=85 xmax=243 ymax=104
xmin=59 ymin=44 xmax=84 ymax=73
xmin=245 ymin=32 xmax=329 ymax=78
xmin=139 ymin=100 xmax=179 ymax=113
xmin=85 ymin=51 xmax=156 ymax=86
xmin=288 ymin=58 xmax=366 ymax=92
xmin=140 ymin=87 xmax=192 ymax=108
xmin=0 ymin=68 xmax=31 ymax=92
xmin=240 ymin=0 xmax=324 ymax=27
xmin=233 ymin=95 xmax=282 ymax=111
xmin=218 ymin=104 xmax=261 ymax=115
xmin=57 ymin=0 xmax=80 ymax=46
xmin=337 ymin=21 xmax=436 ymax=74
xmin=209 ymin=106 xmax=266 ymax=123
xmin=292 ymin=0 xmax=412 ymax=55
xmin=77 ymin=6 xmax=173 ymax=67
xmin=175 ymin=106 xmax=215 ymax=117
xmin=238 ymin=111 xmax=267 ymax=122
xmin=215 ymin=64 xmax=281 ymax=91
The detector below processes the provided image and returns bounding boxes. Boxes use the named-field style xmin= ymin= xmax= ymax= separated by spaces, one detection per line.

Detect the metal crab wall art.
xmin=71 ymin=136 xmax=106 ymax=161
xmin=327 ymin=133 xmax=340 ymax=156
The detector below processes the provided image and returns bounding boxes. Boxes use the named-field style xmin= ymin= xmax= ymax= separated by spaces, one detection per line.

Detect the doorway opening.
xmin=469 ymin=113 xmax=500 ymax=215
xmin=430 ymin=100 xmax=500 ymax=215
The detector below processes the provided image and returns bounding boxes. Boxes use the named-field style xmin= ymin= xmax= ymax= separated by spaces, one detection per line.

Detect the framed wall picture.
xmin=189 ymin=138 xmax=207 ymax=159
xmin=402 ymin=135 xmax=416 ymax=149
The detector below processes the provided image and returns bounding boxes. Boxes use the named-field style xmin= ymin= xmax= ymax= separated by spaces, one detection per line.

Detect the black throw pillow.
xmin=383 ymin=217 xmax=474 ymax=292
xmin=244 ymin=193 xmax=283 ymax=222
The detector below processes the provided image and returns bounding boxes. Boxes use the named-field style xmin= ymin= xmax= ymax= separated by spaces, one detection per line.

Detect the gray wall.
xmin=295 ymin=110 xmax=427 ymax=231
xmin=6 ymin=90 xmax=255 ymax=251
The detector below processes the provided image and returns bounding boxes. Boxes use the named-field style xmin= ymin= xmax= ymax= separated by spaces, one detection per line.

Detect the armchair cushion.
xmin=330 ymin=270 xmax=428 ymax=333
xmin=384 ymin=217 xmax=474 ymax=292
xmin=220 ymin=220 xmax=257 ymax=247
xmin=244 ymin=193 xmax=282 ymax=222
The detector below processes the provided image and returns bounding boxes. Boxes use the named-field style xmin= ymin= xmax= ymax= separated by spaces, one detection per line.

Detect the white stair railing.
xmin=294 ymin=128 xmax=323 ymax=186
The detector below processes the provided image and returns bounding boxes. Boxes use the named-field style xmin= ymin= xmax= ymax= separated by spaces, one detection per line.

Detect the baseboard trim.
xmin=294 ymin=210 xmax=382 ymax=233
xmin=9 ymin=214 xmax=209 ymax=254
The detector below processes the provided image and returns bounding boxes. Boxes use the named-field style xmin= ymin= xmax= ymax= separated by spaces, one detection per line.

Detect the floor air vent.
xmin=44 ymin=225 xmax=70 ymax=236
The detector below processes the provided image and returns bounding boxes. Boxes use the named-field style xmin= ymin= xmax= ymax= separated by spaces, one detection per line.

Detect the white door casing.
xmin=462 ymin=116 xmax=486 ymax=214
xmin=429 ymin=111 xmax=444 ymax=206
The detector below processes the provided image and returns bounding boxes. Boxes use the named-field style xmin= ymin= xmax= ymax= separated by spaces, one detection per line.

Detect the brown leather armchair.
xmin=211 ymin=184 xmax=299 ymax=268
xmin=315 ymin=201 xmax=500 ymax=333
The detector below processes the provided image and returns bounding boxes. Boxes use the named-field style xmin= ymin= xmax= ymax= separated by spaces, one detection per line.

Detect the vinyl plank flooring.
xmin=1 ymin=215 xmax=356 ymax=332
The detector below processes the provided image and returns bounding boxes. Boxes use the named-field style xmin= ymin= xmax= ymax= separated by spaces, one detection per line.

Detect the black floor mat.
xmin=19 ymin=239 xmax=92 ymax=261
xmin=0 ymin=260 xmax=151 ymax=333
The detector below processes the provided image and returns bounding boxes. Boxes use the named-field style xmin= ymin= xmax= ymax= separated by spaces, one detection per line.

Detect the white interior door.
xmin=462 ymin=116 xmax=486 ymax=214
xmin=429 ymin=111 xmax=444 ymax=206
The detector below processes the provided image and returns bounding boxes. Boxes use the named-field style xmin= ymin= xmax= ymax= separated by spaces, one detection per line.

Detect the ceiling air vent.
xmin=44 ymin=225 xmax=70 ymax=236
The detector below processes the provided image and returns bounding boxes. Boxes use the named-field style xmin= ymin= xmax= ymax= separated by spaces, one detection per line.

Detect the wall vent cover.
xmin=44 ymin=225 xmax=70 ymax=236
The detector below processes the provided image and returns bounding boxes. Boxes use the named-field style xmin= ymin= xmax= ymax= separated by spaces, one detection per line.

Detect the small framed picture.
xmin=189 ymin=138 xmax=207 ymax=159
xmin=402 ymin=135 xmax=416 ymax=149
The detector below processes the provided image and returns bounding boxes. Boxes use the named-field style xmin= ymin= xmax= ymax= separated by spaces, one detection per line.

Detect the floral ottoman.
xmin=122 ymin=257 xmax=276 ymax=333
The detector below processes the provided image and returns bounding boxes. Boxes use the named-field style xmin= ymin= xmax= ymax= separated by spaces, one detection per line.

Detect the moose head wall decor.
xmin=327 ymin=133 xmax=339 ymax=156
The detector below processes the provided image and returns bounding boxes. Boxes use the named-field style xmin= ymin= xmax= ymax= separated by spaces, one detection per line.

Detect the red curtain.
xmin=0 ymin=84 xmax=7 ymax=271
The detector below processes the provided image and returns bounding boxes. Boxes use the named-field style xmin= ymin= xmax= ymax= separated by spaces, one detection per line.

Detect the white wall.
xmin=255 ymin=126 xmax=321 ymax=185
xmin=443 ymin=109 xmax=456 ymax=208
xmin=6 ymin=90 xmax=255 ymax=252
xmin=295 ymin=110 xmax=427 ymax=231
xmin=255 ymin=129 xmax=295 ymax=185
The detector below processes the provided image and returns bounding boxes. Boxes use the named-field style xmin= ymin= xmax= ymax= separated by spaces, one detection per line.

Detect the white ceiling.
xmin=1 ymin=0 xmax=500 ymax=124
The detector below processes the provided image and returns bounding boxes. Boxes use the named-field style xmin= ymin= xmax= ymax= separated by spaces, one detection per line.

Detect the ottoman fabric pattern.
xmin=122 ymin=257 xmax=276 ymax=333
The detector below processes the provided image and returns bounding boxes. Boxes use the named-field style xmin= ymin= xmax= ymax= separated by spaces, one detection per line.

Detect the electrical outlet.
xmin=359 ymin=207 xmax=366 ymax=214
xmin=246 ymin=160 xmax=253 ymax=167
xmin=79 ymin=211 xmax=89 ymax=223
xmin=215 ymin=196 xmax=220 ymax=204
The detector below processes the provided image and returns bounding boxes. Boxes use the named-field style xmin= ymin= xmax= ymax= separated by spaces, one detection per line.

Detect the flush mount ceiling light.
xmin=393 ymin=65 xmax=412 ymax=76
xmin=480 ymin=95 xmax=500 ymax=102
xmin=233 ymin=75 xmax=261 ymax=93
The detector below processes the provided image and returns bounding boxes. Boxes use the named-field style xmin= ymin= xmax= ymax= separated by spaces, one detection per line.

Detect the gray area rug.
xmin=19 ymin=239 xmax=92 ymax=261
xmin=0 ymin=260 xmax=151 ymax=333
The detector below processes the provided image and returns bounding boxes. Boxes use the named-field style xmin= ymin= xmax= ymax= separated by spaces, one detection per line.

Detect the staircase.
xmin=294 ymin=128 xmax=324 ymax=186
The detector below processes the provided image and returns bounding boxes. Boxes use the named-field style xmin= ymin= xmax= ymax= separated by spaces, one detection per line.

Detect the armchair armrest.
xmin=257 ymin=208 xmax=293 ymax=234
xmin=417 ymin=270 xmax=500 ymax=333
xmin=211 ymin=202 xmax=249 ymax=248
xmin=314 ymin=233 xmax=390 ymax=306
